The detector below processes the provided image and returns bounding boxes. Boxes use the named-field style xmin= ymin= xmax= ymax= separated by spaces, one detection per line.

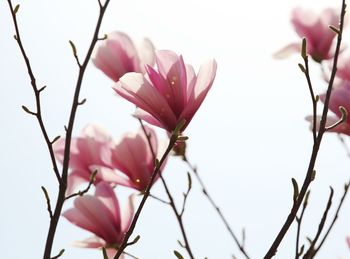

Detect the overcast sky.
xmin=1 ymin=0 xmax=350 ymax=258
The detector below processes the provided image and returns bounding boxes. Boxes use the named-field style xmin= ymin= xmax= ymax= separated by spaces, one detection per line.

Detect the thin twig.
xmin=148 ymin=193 xmax=170 ymax=205
xmin=337 ymin=134 xmax=350 ymax=157
xmin=138 ymin=119 xmax=196 ymax=259
xmin=180 ymin=172 xmax=192 ymax=217
xmin=7 ymin=0 xmax=61 ymax=184
xmin=41 ymin=186 xmax=53 ymax=219
xmin=303 ymin=187 xmax=334 ymax=259
xmin=311 ymin=180 xmax=350 ymax=257
xmin=295 ymin=190 xmax=310 ymax=259
xmin=65 ymin=169 xmax=97 ymax=200
xmin=264 ymin=1 xmax=347 ymax=257
xmin=113 ymin=121 xmax=184 ymax=259
xmin=183 ymin=155 xmax=251 ymax=259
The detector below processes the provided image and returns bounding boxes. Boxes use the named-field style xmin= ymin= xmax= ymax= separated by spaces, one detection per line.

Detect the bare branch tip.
xmin=21 ymin=105 xmax=36 ymax=116
xmin=13 ymin=4 xmax=20 ymax=15
xmin=78 ymin=98 xmax=87 ymax=105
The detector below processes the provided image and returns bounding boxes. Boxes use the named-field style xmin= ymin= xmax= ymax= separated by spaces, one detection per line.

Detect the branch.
xmin=7 ymin=0 xmax=61 ymax=184
xmin=295 ymin=190 xmax=310 ymax=259
xmin=65 ymin=169 xmax=97 ymax=200
xmin=113 ymin=121 xmax=185 ymax=259
xmin=138 ymin=119 xmax=195 ymax=259
xmin=311 ymin=180 xmax=350 ymax=257
xmin=264 ymin=1 xmax=347 ymax=257
xmin=303 ymin=187 xmax=334 ymax=259
xmin=41 ymin=1 xmax=111 ymax=258
xmin=41 ymin=186 xmax=53 ymax=219
xmin=183 ymin=155 xmax=251 ymax=259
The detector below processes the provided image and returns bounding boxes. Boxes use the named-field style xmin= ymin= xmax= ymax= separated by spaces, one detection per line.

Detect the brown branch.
xmin=41 ymin=186 xmax=53 ymax=219
xmin=311 ymin=180 xmax=350 ymax=257
xmin=65 ymin=169 xmax=97 ymax=200
xmin=50 ymin=249 xmax=65 ymax=259
xmin=295 ymin=190 xmax=310 ymax=259
xmin=23 ymin=1 xmax=110 ymax=258
xmin=264 ymin=1 xmax=347 ymax=257
xmin=138 ymin=119 xmax=195 ymax=259
xmin=7 ymin=0 xmax=61 ymax=184
xmin=113 ymin=125 xmax=181 ymax=259
xmin=303 ymin=187 xmax=334 ymax=259
xmin=183 ymin=155 xmax=251 ymax=259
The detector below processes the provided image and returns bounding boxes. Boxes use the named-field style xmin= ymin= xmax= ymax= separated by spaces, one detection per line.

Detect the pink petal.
xmin=180 ymin=59 xmax=217 ymax=129
xmin=63 ymin=204 xmax=103 ymax=238
xmin=66 ymin=170 xmax=91 ymax=196
xmin=155 ymin=50 xmax=187 ymax=114
xmin=114 ymin=73 xmax=178 ymax=130
xmin=74 ymin=196 xmax=119 ymax=243
xmin=273 ymin=43 xmax=300 ymax=59
xmin=111 ymin=131 xmax=151 ymax=190
xmin=134 ymin=108 xmax=163 ymax=128
xmin=73 ymin=236 xmax=106 ymax=248
xmin=94 ymin=182 xmax=121 ymax=231
xmin=137 ymin=38 xmax=156 ymax=73
xmin=120 ymin=194 xmax=136 ymax=234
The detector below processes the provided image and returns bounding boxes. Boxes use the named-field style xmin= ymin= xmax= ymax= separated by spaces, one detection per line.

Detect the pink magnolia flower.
xmin=347 ymin=236 xmax=350 ymax=248
xmin=306 ymin=81 xmax=350 ymax=135
xmin=54 ymin=124 xmax=120 ymax=195
xmin=114 ymin=50 xmax=217 ymax=132
xmin=335 ymin=54 xmax=350 ymax=81
xmin=275 ymin=7 xmax=340 ymax=62
xmin=93 ymin=31 xmax=155 ymax=82
xmin=63 ymin=182 xmax=133 ymax=259
xmin=106 ymin=126 xmax=166 ymax=191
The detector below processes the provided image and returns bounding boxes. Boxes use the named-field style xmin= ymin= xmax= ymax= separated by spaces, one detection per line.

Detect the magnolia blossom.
xmin=335 ymin=54 xmax=350 ymax=81
xmin=306 ymin=81 xmax=350 ymax=135
xmin=275 ymin=7 xmax=340 ymax=62
xmin=63 ymin=182 xmax=133 ymax=259
xmin=105 ymin=126 xmax=166 ymax=191
xmin=54 ymin=124 xmax=120 ymax=195
xmin=93 ymin=31 xmax=155 ymax=82
xmin=114 ymin=50 xmax=217 ymax=132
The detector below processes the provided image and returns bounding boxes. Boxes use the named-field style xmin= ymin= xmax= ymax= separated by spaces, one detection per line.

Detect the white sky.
xmin=1 ymin=0 xmax=350 ymax=258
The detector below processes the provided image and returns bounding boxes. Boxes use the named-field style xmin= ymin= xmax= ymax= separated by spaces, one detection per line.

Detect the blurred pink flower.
xmin=335 ymin=54 xmax=350 ymax=81
xmin=114 ymin=50 xmax=217 ymax=132
xmin=306 ymin=81 xmax=350 ymax=135
xmin=275 ymin=7 xmax=340 ymax=62
xmin=92 ymin=31 xmax=155 ymax=82
xmin=54 ymin=124 xmax=120 ymax=195
xmin=106 ymin=126 xmax=166 ymax=191
xmin=63 ymin=182 xmax=133 ymax=258
xmin=347 ymin=236 xmax=350 ymax=248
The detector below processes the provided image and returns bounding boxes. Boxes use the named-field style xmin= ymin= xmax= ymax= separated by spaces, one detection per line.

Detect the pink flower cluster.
xmin=55 ymin=31 xmax=217 ymax=257
xmin=275 ymin=7 xmax=340 ymax=62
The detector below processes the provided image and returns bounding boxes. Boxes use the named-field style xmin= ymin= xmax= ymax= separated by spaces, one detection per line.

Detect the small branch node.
xmin=39 ymin=85 xmax=47 ymax=92
xmin=329 ymin=25 xmax=340 ymax=34
xmin=21 ymin=105 xmax=36 ymax=116
xmin=13 ymin=4 xmax=20 ymax=14
xmin=126 ymin=235 xmax=140 ymax=246
xmin=301 ymin=38 xmax=307 ymax=59
xmin=326 ymin=106 xmax=348 ymax=131
xmin=41 ymin=186 xmax=53 ymax=219
xmin=68 ymin=40 xmax=81 ymax=66
xmin=51 ymin=249 xmax=65 ymax=259
xmin=98 ymin=34 xmax=108 ymax=41
xmin=65 ymin=170 xmax=97 ymax=200
xmin=78 ymin=98 xmax=87 ymax=105
xmin=51 ymin=135 xmax=61 ymax=144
